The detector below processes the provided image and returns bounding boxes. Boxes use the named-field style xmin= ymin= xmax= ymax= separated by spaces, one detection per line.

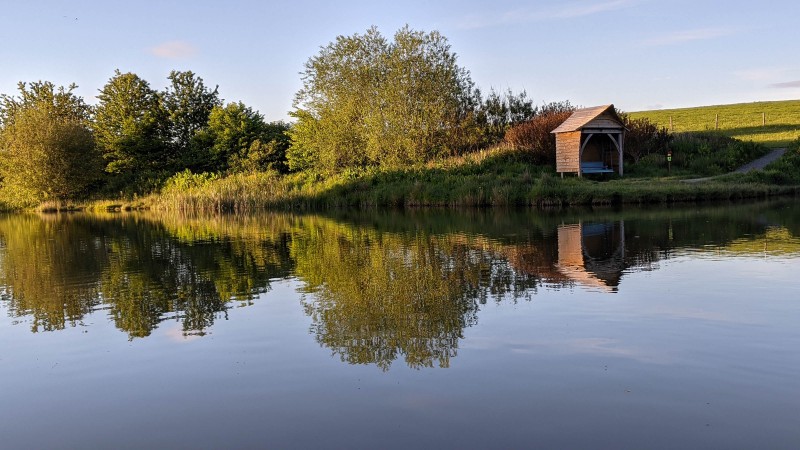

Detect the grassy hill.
xmin=629 ymin=99 xmax=800 ymax=147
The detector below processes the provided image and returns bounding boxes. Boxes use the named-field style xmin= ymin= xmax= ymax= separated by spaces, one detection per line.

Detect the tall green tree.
xmin=162 ymin=70 xmax=221 ymax=171
xmin=197 ymin=102 xmax=291 ymax=173
xmin=476 ymin=88 xmax=535 ymax=145
xmin=289 ymin=26 xmax=476 ymax=174
xmin=94 ymin=70 xmax=168 ymax=188
xmin=0 ymin=82 xmax=101 ymax=206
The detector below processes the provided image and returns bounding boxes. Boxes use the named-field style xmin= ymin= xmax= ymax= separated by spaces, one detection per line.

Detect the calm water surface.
xmin=1 ymin=200 xmax=799 ymax=449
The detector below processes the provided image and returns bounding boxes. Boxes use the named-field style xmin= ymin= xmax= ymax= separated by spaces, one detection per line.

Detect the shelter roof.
xmin=551 ymin=104 xmax=622 ymax=133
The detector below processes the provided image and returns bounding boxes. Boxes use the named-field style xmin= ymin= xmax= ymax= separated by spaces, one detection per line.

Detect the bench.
xmin=581 ymin=161 xmax=614 ymax=174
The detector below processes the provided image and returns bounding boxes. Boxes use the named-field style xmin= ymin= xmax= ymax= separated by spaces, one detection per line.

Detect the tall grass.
xmin=143 ymin=146 xmax=799 ymax=212
xmin=630 ymin=100 xmax=800 ymax=147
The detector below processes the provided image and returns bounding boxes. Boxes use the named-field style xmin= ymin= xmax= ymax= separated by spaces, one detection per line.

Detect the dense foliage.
xmin=503 ymin=101 xmax=575 ymax=164
xmin=94 ymin=70 xmax=168 ymax=189
xmin=288 ymin=26 xmax=478 ymax=174
xmin=619 ymin=113 xmax=672 ymax=163
xmin=0 ymin=82 xmax=102 ymax=206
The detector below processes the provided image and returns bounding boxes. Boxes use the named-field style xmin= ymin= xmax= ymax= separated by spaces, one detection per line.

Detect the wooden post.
xmin=669 ymin=116 xmax=673 ymax=132
xmin=762 ymin=112 xmax=766 ymax=126
xmin=715 ymin=114 xmax=719 ymax=130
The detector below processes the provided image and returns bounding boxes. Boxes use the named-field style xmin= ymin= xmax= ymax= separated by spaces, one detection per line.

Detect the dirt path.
xmin=682 ymin=148 xmax=786 ymax=183
xmin=734 ymin=148 xmax=786 ymax=173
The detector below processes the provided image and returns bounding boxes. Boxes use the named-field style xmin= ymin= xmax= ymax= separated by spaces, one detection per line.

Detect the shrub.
xmin=619 ymin=114 xmax=671 ymax=163
xmin=627 ymin=153 xmax=666 ymax=177
xmin=504 ymin=105 xmax=574 ymax=165
xmin=670 ymin=132 xmax=770 ymax=176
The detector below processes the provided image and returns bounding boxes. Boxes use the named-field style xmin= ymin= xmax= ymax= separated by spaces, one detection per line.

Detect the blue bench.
xmin=581 ymin=161 xmax=614 ymax=174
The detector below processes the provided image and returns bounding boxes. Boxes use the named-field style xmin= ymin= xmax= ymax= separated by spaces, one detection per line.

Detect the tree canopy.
xmin=162 ymin=70 xmax=222 ymax=171
xmin=199 ymin=102 xmax=291 ymax=173
xmin=0 ymin=82 xmax=101 ymax=206
xmin=289 ymin=26 xmax=477 ymax=174
xmin=95 ymin=70 xmax=168 ymax=183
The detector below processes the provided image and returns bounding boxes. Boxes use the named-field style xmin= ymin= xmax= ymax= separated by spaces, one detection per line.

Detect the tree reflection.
xmin=0 ymin=200 xmax=798 ymax=369
xmin=0 ymin=214 xmax=104 ymax=331
xmin=291 ymin=217 xmax=540 ymax=370
xmin=0 ymin=213 xmax=292 ymax=337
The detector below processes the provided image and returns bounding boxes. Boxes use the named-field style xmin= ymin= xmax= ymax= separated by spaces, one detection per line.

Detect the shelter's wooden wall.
xmin=556 ymin=131 xmax=581 ymax=173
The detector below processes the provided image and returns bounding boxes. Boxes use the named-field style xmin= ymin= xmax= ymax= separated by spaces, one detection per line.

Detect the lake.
xmin=1 ymin=200 xmax=799 ymax=449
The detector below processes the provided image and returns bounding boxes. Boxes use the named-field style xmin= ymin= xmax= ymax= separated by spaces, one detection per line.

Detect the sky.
xmin=1 ymin=0 xmax=799 ymax=121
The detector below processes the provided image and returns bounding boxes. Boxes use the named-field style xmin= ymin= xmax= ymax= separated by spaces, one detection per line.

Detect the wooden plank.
xmin=556 ymin=130 xmax=581 ymax=172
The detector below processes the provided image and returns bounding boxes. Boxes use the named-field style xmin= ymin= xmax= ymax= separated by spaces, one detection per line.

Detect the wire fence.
xmin=661 ymin=113 xmax=777 ymax=133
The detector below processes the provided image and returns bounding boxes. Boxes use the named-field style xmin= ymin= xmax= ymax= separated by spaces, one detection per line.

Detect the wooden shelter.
xmin=552 ymin=104 xmax=625 ymax=177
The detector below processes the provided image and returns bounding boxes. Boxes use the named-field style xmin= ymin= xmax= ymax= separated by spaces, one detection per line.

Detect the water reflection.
xmin=556 ymin=221 xmax=626 ymax=292
xmin=0 ymin=213 xmax=293 ymax=337
xmin=292 ymin=218 xmax=538 ymax=369
xmin=1 ymin=200 xmax=799 ymax=368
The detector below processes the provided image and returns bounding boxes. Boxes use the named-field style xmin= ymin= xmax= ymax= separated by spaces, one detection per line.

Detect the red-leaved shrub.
xmin=503 ymin=105 xmax=574 ymax=165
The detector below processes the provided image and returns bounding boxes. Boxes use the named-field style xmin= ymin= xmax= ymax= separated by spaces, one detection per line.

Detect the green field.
xmin=629 ymin=99 xmax=800 ymax=147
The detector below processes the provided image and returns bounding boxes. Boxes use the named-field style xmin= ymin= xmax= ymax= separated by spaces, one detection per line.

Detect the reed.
xmin=141 ymin=145 xmax=799 ymax=211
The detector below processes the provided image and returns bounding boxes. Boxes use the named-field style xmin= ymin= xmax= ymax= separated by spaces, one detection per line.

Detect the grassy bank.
xmin=137 ymin=144 xmax=799 ymax=212
xmin=630 ymin=99 xmax=800 ymax=147
xmin=11 ymin=114 xmax=799 ymax=214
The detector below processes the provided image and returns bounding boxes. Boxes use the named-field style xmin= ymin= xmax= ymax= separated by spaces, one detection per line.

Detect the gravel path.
xmin=682 ymin=147 xmax=786 ymax=183
xmin=734 ymin=148 xmax=786 ymax=173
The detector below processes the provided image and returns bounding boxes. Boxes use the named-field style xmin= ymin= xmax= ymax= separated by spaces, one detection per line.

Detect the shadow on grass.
xmin=282 ymin=151 xmax=550 ymax=208
xmin=723 ymin=123 xmax=800 ymax=145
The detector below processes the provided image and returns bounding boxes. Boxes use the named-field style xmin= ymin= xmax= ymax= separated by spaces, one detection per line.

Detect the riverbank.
xmin=113 ymin=149 xmax=800 ymax=212
xmin=5 ymin=141 xmax=798 ymax=214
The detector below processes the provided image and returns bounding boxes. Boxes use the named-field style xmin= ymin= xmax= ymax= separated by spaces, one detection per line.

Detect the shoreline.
xmin=13 ymin=179 xmax=799 ymax=214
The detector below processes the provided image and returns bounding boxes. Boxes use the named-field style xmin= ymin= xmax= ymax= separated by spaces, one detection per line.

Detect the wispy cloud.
xmin=639 ymin=27 xmax=735 ymax=47
xmin=150 ymin=40 xmax=197 ymax=59
xmin=553 ymin=0 xmax=636 ymax=18
xmin=455 ymin=0 xmax=638 ymax=30
xmin=734 ymin=67 xmax=788 ymax=82
xmin=771 ymin=80 xmax=800 ymax=89
xmin=733 ymin=67 xmax=800 ymax=89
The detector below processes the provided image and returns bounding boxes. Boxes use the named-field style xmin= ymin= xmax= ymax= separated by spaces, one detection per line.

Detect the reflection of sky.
xmin=463 ymin=255 xmax=800 ymax=368
xmin=2 ymin=248 xmax=799 ymax=447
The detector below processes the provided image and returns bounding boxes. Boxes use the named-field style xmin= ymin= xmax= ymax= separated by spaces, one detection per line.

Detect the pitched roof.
xmin=551 ymin=104 xmax=622 ymax=133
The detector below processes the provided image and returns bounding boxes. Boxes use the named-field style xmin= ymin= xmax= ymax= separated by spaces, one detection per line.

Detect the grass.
xmin=132 ymin=144 xmax=800 ymax=213
xmin=629 ymin=99 xmax=800 ymax=147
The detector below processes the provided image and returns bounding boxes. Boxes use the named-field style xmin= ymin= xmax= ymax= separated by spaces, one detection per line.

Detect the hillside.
xmin=629 ymin=99 xmax=800 ymax=147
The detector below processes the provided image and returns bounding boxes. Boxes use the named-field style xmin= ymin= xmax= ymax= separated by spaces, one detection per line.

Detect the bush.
xmin=739 ymin=138 xmax=800 ymax=185
xmin=669 ymin=132 xmax=770 ymax=176
xmin=504 ymin=105 xmax=574 ymax=165
xmin=627 ymin=153 xmax=666 ymax=177
xmin=619 ymin=114 xmax=671 ymax=163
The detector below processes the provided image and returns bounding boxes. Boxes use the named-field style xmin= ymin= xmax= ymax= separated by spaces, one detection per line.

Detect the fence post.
xmin=715 ymin=113 xmax=719 ymax=130
xmin=669 ymin=116 xmax=673 ymax=132
xmin=762 ymin=112 xmax=766 ymax=126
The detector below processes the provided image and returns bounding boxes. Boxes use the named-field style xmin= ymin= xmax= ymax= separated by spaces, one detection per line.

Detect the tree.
xmin=0 ymin=82 xmax=101 ymax=206
xmin=231 ymin=121 xmax=291 ymax=173
xmin=161 ymin=70 xmax=221 ymax=171
xmin=474 ymin=88 xmax=536 ymax=146
xmin=289 ymin=26 xmax=476 ymax=174
xmin=198 ymin=102 xmax=291 ymax=173
xmin=94 ymin=70 xmax=168 ymax=187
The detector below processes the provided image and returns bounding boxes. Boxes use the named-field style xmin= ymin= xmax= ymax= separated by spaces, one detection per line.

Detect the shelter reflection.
xmin=556 ymin=221 xmax=626 ymax=292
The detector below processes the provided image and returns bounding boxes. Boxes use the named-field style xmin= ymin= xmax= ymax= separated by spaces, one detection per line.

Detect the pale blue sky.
xmin=1 ymin=0 xmax=798 ymax=121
